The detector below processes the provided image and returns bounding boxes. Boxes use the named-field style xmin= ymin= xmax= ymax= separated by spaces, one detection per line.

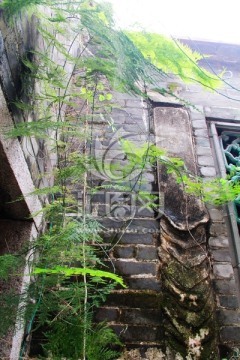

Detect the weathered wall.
xmin=149 ymin=40 xmax=240 ymax=358
xmin=1 ymin=10 xmax=240 ymax=357
xmin=0 ymin=9 xmax=80 ymax=188
xmin=93 ymin=41 xmax=240 ymax=359
xmin=189 ymin=105 xmax=240 ymax=358
xmin=155 ymin=107 xmax=216 ymax=358
xmin=92 ymin=92 xmax=163 ymax=349
xmin=0 ymin=10 xmax=81 ymax=359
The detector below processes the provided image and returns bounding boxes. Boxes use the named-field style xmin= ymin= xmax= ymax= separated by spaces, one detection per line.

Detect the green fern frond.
xmin=0 ymin=254 xmax=21 ymax=281
xmin=0 ymin=0 xmax=49 ymax=18
xmin=126 ymin=31 xmax=222 ymax=89
xmin=33 ymin=266 xmax=126 ymax=288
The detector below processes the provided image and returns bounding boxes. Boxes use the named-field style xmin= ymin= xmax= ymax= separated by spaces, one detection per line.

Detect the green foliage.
xmin=0 ymin=291 xmax=21 ymax=336
xmin=0 ymin=0 xmax=48 ymax=18
xmin=126 ymin=31 xmax=222 ymax=89
xmin=0 ymin=255 xmax=24 ymax=336
xmin=78 ymin=4 xmax=166 ymax=95
xmin=178 ymin=174 xmax=240 ymax=205
xmin=86 ymin=322 xmax=122 ymax=360
xmin=1 ymin=3 xmax=130 ymax=357
xmin=33 ymin=266 xmax=126 ymax=287
xmin=43 ymin=317 xmax=121 ymax=360
xmin=24 ymin=208 xmax=123 ymax=357
xmin=110 ymin=140 xmax=240 ymax=207
xmin=26 ymin=273 xmax=121 ymax=359
xmin=0 ymin=254 xmax=21 ymax=280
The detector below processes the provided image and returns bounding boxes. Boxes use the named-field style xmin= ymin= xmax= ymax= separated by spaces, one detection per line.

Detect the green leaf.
xmin=33 ymin=266 xmax=127 ymax=288
xmin=99 ymin=94 xmax=105 ymax=101
xmin=0 ymin=255 xmax=20 ymax=280
xmin=105 ymin=93 xmax=113 ymax=100
xmin=97 ymin=83 xmax=105 ymax=91
xmin=126 ymin=31 xmax=222 ymax=89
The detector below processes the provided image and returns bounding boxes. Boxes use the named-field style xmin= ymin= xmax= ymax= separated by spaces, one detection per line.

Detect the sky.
xmin=107 ymin=0 xmax=240 ymax=44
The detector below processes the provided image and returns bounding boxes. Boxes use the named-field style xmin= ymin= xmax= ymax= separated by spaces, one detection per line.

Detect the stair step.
xmin=96 ymin=204 xmax=157 ymax=219
xmin=110 ymin=324 xmax=163 ymax=343
xmin=125 ymin=276 xmax=161 ymax=291
xmin=105 ymin=290 xmax=162 ymax=309
xmin=101 ymin=232 xmax=158 ymax=245
xmin=104 ymin=259 xmax=159 ymax=277
xmin=97 ymin=219 xmax=159 ymax=238
xmin=95 ymin=307 xmax=162 ymax=326
xmin=112 ymin=245 xmax=158 ymax=261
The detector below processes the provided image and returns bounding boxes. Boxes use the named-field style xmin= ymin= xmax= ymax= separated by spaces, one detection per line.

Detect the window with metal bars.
xmin=220 ymin=130 xmax=240 ymax=232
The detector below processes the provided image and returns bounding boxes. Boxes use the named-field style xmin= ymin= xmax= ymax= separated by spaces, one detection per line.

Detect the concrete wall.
xmin=0 ymin=9 xmax=81 ymax=359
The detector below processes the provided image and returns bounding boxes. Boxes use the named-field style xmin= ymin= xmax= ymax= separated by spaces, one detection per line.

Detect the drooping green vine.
xmin=126 ymin=31 xmax=223 ymax=89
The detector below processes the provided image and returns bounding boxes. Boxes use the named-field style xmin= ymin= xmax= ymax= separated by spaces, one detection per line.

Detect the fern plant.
xmin=0 ymin=0 xmax=48 ymax=18
xmin=126 ymin=31 xmax=222 ymax=89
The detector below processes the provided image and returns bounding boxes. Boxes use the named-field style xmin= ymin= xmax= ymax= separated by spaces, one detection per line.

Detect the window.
xmin=208 ymin=120 xmax=240 ymax=280
xmin=219 ymin=130 xmax=240 ymax=234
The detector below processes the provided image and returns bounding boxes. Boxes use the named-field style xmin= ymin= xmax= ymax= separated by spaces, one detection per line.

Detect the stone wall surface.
xmin=190 ymin=104 xmax=240 ymax=356
xmin=150 ymin=40 xmax=240 ymax=357
xmin=154 ymin=106 xmax=217 ymax=358
xmin=0 ymin=10 xmax=80 ymax=189
xmin=0 ymin=10 xmax=81 ymax=359
xmin=93 ymin=41 xmax=240 ymax=358
xmin=91 ymin=93 xmax=164 ymax=348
